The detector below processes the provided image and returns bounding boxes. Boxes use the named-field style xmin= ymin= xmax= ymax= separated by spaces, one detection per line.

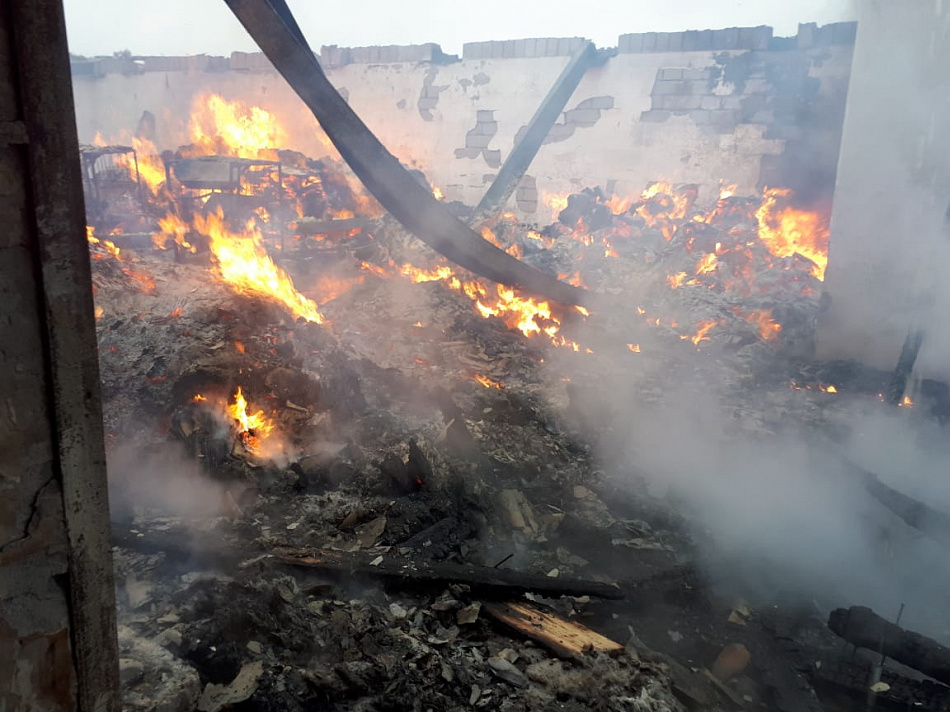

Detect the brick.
xmin=565 ymin=108 xmax=602 ymax=125
xmin=652 ymin=80 xmax=685 ymax=95
xmin=639 ymin=109 xmax=671 ymax=122
xmin=657 ymin=94 xmax=702 ymax=111
xmin=719 ymin=94 xmax=743 ymax=110
xmin=466 ymin=133 xmax=492 ymax=149
xmin=753 ymin=25 xmax=773 ymax=50
xmin=700 ymin=95 xmax=721 ymax=110
xmin=660 ymin=68 xmax=684 ymax=81
xmin=683 ymin=67 xmax=712 ymax=81
xmin=642 ymin=32 xmax=657 ymax=52
xmin=713 ymin=28 xmax=740 ymax=50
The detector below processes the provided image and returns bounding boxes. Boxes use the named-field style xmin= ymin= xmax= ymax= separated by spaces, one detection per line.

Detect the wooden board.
xmin=482 ymin=600 xmax=624 ymax=659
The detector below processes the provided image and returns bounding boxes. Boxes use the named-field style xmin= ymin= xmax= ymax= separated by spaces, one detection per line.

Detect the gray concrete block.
xmin=686 ymin=80 xmax=710 ymax=94
xmin=639 ymin=109 xmax=671 ymax=122
xmin=484 ymin=150 xmax=502 ymax=168
xmin=753 ymin=25 xmax=773 ymax=50
xmin=454 ymin=147 xmax=480 ymax=159
xmin=473 ymin=121 xmax=498 ymax=136
xmin=658 ymin=94 xmax=703 ymax=111
xmin=476 ymin=109 xmax=494 ymax=122
xmin=503 ymin=40 xmax=516 ymax=58
xmin=719 ymin=94 xmax=743 ymax=110
xmin=544 ymin=123 xmax=575 ymax=143
xmin=565 ymin=108 xmax=602 ymax=125
xmin=660 ymin=68 xmax=684 ymax=81
xmin=738 ymin=27 xmax=756 ymax=49
xmin=830 ymin=22 xmax=857 ymax=45
xmin=586 ymin=96 xmax=615 ymax=109
xmin=417 ymin=96 xmax=438 ymax=109
xmin=618 ymin=34 xmax=630 ymax=53
xmin=682 ymin=67 xmax=712 ymax=81
xmin=682 ymin=31 xmax=699 ymax=51
xmin=557 ymin=37 xmax=574 ymax=55
xmin=466 ymin=133 xmax=493 ymax=149
xmin=652 ymin=80 xmax=685 ymax=96
xmin=514 ymin=39 xmax=526 ymax=57
xmin=696 ymin=30 xmax=714 ymax=50
xmin=523 ymin=38 xmax=537 ymax=57
xmin=655 ymin=33 xmax=670 ymax=52
xmin=690 ymin=110 xmax=712 ymax=124
xmin=700 ymin=95 xmax=721 ymax=110
xmin=627 ymin=34 xmax=645 ymax=53
xmin=797 ymin=22 xmax=817 ymax=48
xmin=642 ymin=32 xmax=657 ymax=52
xmin=668 ymin=32 xmax=684 ymax=51
xmin=713 ymin=28 xmax=740 ymax=50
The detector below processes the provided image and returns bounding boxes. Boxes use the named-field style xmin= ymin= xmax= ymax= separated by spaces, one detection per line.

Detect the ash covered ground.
xmin=87 ymin=107 xmax=950 ymax=711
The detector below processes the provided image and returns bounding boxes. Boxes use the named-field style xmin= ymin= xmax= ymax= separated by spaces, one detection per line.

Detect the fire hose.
xmin=223 ymin=0 xmax=591 ymax=307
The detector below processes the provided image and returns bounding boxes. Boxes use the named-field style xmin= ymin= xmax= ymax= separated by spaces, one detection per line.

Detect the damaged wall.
xmin=816 ymin=0 xmax=950 ymax=377
xmin=1 ymin=0 xmax=119 ymax=709
xmin=70 ymin=23 xmax=854 ymax=217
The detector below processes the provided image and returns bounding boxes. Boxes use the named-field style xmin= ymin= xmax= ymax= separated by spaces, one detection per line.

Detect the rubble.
xmin=86 ymin=91 xmax=950 ymax=711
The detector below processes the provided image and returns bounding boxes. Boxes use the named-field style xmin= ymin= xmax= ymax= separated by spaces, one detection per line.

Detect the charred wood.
xmin=828 ymin=605 xmax=950 ymax=687
xmin=273 ymin=548 xmax=624 ymax=600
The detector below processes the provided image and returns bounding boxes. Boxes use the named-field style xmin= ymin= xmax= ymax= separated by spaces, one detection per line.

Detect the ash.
xmin=91 ymin=175 xmax=950 ymax=712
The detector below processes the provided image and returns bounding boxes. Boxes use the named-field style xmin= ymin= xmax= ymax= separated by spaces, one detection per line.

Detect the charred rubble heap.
xmin=86 ymin=103 xmax=950 ymax=712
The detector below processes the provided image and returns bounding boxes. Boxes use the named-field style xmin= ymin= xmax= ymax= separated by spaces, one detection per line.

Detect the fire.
xmin=401 ymin=263 xmax=455 ymax=283
xmin=228 ymin=386 xmax=275 ymax=453
xmin=667 ymin=271 xmax=688 ymax=289
xmin=683 ymin=319 xmax=718 ymax=346
xmin=474 ymin=374 xmax=503 ymax=389
xmin=899 ymin=395 xmax=913 ymax=407
xmin=543 ymin=193 xmax=569 ymax=220
xmin=191 ymin=208 xmax=324 ymax=323
xmin=193 ymin=394 xmax=207 ymax=402
xmin=432 ymin=186 xmax=444 ymax=200
xmin=695 ymin=252 xmax=718 ymax=275
xmin=818 ymin=384 xmax=838 ymax=394
xmin=755 ymin=188 xmax=829 ymax=280
xmin=188 ymin=93 xmax=286 ymax=159
xmin=155 ymin=213 xmax=195 ymax=252
xmin=627 ymin=343 xmax=641 ymax=353
xmin=117 ymin=136 xmax=166 ymax=195
xmin=738 ymin=308 xmax=782 ymax=341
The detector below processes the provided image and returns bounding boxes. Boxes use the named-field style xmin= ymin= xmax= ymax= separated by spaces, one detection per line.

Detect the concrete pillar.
xmin=0 ymin=1 xmax=120 ymax=709
xmin=816 ymin=0 xmax=950 ymax=377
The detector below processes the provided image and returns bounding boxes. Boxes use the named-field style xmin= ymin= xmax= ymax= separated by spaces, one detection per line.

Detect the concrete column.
xmin=816 ymin=0 xmax=950 ymax=377
xmin=0 ymin=1 xmax=120 ymax=709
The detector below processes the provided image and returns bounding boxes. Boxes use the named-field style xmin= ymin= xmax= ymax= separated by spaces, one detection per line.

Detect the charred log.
xmin=828 ymin=606 xmax=950 ymax=687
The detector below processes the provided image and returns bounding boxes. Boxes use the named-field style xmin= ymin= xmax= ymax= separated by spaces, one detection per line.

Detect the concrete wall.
xmin=2 ymin=2 xmax=119 ymax=708
xmin=71 ymin=24 xmax=854 ymax=220
xmin=816 ymin=1 xmax=950 ymax=376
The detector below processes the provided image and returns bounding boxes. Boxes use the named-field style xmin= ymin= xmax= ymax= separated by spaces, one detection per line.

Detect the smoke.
xmin=107 ymin=441 xmax=248 ymax=522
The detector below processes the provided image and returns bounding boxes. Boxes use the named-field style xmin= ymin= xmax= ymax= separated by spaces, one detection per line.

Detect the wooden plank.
xmin=481 ymin=601 xmax=624 ymax=658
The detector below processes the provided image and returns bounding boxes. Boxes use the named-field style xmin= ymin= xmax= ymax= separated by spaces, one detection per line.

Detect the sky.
xmin=63 ymin=0 xmax=856 ymax=57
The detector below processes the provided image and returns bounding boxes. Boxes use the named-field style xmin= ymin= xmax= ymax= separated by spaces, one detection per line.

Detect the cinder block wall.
xmin=71 ymin=23 xmax=855 ymax=219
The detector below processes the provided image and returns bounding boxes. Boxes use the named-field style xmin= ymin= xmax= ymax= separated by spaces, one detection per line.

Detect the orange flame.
xmin=738 ymin=308 xmax=782 ymax=341
xmin=191 ymin=208 xmax=324 ymax=323
xmin=474 ymin=374 xmax=503 ymax=389
xmin=188 ymin=93 xmax=286 ymax=159
xmin=755 ymin=188 xmax=829 ymax=280
xmin=683 ymin=319 xmax=718 ymax=346
xmin=228 ymin=386 xmax=275 ymax=453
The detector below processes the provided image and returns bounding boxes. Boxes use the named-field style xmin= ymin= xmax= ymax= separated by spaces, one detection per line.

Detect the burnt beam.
xmin=829 ymin=606 xmax=950 ymax=687
xmin=474 ymin=41 xmax=597 ymax=219
xmin=223 ymin=0 xmax=591 ymax=307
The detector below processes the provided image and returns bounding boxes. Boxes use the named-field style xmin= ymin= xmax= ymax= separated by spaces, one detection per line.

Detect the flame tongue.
xmin=228 ymin=386 xmax=275 ymax=452
xmin=192 ymin=209 xmax=324 ymax=323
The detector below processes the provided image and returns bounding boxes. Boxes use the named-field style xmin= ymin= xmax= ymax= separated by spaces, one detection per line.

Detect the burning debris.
xmin=85 ymin=84 xmax=950 ymax=712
